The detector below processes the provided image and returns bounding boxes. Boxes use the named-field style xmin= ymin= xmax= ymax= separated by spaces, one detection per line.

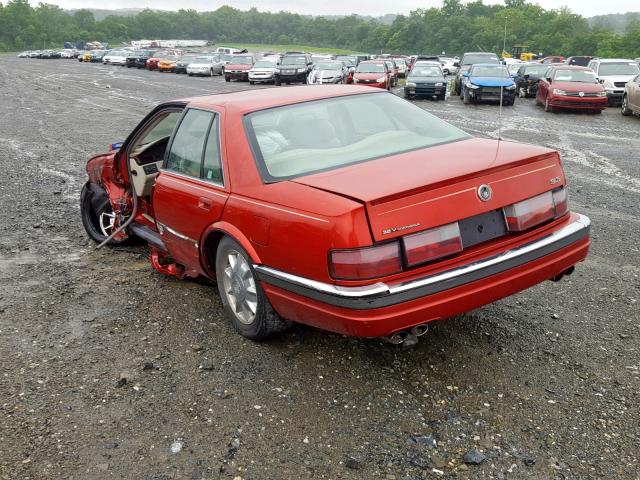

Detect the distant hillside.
xmin=321 ymin=14 xmax=397 ymax=25
xmin=589 ymin=12 xmax=640 ymax=33
xmin=67 ymin=8 xmax=145 ymax=21
xmin=66 ymin=8 xmax=397 ymax=25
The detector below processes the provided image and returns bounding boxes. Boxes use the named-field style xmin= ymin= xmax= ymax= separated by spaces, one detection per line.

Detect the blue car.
xmin=461 ymin=63 xmax=517 ymax=105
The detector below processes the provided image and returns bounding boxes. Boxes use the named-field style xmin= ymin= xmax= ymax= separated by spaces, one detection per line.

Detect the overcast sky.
xmin=48 ymin=0 xmax=637 ymax=17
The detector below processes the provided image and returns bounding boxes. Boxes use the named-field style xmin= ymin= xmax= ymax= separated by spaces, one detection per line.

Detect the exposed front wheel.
xmin=80 ymin=183 xmax=129 ymax=245
xmin=215 ymin=237 xmax=290 ymax=340
xmin=225 ymin=75 xmax=230 ymax=82
xmin=544 ymin=97 xmax=554 ymax=112
xmin=462 ymin=88 xmax=471 ymax=104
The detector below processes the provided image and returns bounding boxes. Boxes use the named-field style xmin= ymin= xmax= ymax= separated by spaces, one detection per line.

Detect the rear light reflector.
xmin=330 ymin=242 xmax=402 ymax=280
xmin=504 ymin=188 xmax=569 ymax=232
xmin=402 ymin=222 xmax=463 ymax=266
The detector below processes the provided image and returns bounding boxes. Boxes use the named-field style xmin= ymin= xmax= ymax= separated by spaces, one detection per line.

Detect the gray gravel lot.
xmin=0 ymin=56 xmax=639 ymax=480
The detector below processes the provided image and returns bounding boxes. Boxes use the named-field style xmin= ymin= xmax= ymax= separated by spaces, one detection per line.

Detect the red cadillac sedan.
xmin=353 ymin=60 xmax=391 ymax=90
xmin=81 ymin=86 xmax=590 ymax=343
xmin=536 ymin=66 xmax=608 ymax=113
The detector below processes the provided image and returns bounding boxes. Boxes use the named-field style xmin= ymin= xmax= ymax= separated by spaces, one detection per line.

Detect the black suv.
xmin=454 ymin=51 xmax=500 ymax=95
xmin=274 ymin=53 xmax=313 ymax=85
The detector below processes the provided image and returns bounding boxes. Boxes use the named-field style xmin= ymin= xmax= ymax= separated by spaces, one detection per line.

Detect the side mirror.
xmin=524 ymin=74 xmax=530 ymax=79
xmin=453 ymin=62 xmax=460 ymax=67
xmin=598 ymin=78 xmax=604 ymax=84
xmin=546 ymin=77 xmax=552 ymax=83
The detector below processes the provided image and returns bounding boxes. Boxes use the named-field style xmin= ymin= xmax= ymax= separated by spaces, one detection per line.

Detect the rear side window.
xmin=166 ymin=109 xmax=214 ymax=178
xmin=202 ymin=116 xmax=223 ymax=184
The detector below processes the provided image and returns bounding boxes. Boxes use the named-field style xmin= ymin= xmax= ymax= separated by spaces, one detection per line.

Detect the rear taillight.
xmin=329 ymin=242 xmax=402 ymax=280
xmin=503 ymin=187 xmax=569 ymax=232
xmin=552 ymin=187 xmax=568 ymax=217
xmin=402 ymin=222 xmax=463 ymax=267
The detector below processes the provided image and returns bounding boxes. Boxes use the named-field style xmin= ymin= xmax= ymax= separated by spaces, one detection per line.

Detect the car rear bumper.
xmin=256 ymin=213 xmax=590 ymax=337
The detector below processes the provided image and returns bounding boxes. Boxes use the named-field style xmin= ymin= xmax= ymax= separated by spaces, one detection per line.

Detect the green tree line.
xmin=0 ymin=0 xmax=638 ymax=58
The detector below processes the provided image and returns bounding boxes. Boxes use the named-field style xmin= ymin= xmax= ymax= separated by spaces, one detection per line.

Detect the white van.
xmin=215 ymin=46 xmax=247 ymax=55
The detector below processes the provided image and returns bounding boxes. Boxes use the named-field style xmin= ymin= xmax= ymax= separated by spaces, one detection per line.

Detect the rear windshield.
xmin=192 ymin=56 xmax=213 ymax=62
xmin=553 ymin=69 xmax=597 ymax=83
xmin=357 ymin=63 xmax=385 ymax=73
xmin=246 ymin=93 xmax=470 ymax=181
xmin=598 ymin=62 xmax=640 ymax=76
xmin=463 ymin=54 xmax=499 ymax=65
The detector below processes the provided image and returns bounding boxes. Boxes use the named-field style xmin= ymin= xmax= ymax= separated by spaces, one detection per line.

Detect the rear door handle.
xmin=198 ymin=197 xmax=212 ymax=210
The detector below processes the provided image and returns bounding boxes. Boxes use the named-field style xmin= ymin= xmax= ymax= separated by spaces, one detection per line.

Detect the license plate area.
xmin=458 ymin=209 xmax=507 ymax=248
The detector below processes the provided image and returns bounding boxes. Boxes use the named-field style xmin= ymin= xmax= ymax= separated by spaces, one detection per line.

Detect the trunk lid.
xmin=292 ymin=138 xmax=565 ymax=242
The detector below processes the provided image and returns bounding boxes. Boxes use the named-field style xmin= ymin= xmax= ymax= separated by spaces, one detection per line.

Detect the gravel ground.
xmin=0 ymin=56 xmax=638 ymax=480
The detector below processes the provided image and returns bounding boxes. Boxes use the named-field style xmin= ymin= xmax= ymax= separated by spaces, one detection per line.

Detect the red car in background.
xmin=80 ymin=86 xmax=590 ymax=344
xmin=536 ymin=65 xmax=608 ymax=113
xmin=353 ymin=61 xmax=391 ymax=89
xmin=384 ymin=59 xmax=399 ymax=87
xmin=540 ymin=56 xmax=565 ymax=64
xmin=224 ymin=54 xmax=256 ymax=82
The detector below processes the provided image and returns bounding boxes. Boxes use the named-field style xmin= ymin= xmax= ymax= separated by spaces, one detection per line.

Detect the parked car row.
xmin=18 ymin=46 xmax=640 ymax=118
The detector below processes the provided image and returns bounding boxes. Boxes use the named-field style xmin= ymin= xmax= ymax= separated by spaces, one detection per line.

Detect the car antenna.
xmin=497 ymin=15 xmax=508 ymax=142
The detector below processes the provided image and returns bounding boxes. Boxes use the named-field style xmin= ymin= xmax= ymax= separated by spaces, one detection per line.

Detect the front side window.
xmin=166 ymin=109 xmax=214 ymax=177
xmin=246 ymin=93 xmax=470 ymax=181
xmin=134 ymin=111 xmax=181 ymax=150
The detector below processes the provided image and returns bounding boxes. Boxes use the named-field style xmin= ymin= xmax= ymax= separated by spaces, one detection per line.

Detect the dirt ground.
xmin=0 ymin=56 xmax=638 ymax=480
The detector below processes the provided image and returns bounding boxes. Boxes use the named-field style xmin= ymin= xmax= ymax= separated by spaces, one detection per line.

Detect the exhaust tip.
xmin=387 ymin=332 xmax=407 ymax=345
xmin=410 ymin=324 xmax=429 ymax=337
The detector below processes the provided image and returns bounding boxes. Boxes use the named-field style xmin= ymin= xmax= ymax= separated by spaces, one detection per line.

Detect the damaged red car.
xmin=80 ymin=86 xmax=590 ymax=343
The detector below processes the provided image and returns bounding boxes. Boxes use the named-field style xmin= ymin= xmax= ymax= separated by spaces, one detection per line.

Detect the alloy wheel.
xmin=222 ymin=250 xmax=258 ymax=325
xmin=99 ymin=211 xmax=116 ymax=237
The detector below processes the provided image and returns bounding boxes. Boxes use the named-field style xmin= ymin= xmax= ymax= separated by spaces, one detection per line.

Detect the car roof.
xmin=463 ymin=52 xmax=497 ymax=55
xmin=360 ymin=60 xmax=385 ymax=64
xmin=184 ymin=85 xmax=384 ymax=115
xmin=594 ymin=58 xmax=635 ymax=63
xmin=471 ymin=63 xmax=505 ymax=68
xmin=549 ymin=65 xmax=591 ymax=71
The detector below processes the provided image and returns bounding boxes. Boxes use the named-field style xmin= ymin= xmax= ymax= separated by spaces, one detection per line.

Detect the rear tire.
xmin=215 ymin=237 xmax=291 ymax=340
xmin=621 ymin=95 xmax=632 ymax=116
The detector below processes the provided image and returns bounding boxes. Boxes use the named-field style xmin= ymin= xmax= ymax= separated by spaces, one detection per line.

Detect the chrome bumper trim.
xmin=254 ymin=214 xmax=590 ymax=310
